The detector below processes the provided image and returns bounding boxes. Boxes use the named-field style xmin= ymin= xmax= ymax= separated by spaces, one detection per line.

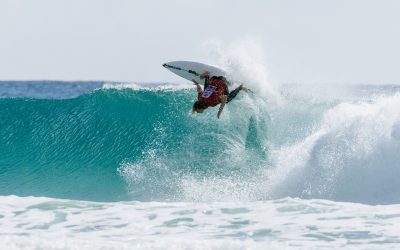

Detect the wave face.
xmin=0 ymin=85 xmax=269 ymax=201
xmin=1 ymin=82 xmax=400 ymax=204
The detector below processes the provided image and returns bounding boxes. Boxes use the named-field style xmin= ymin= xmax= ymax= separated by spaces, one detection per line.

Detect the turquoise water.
xmin=2 ymin=82 xmax=400 ymax=204
xmin=0 ymin=83 xmax=270 ymax=201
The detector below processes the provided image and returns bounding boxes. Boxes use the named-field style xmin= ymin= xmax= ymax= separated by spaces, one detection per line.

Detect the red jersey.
xmin=198 ymin=78 xmax=226 ymax=107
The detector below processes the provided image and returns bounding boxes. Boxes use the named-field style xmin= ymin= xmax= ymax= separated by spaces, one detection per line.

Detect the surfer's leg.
xmin=227 ymin=85 xmax=243 ymax=103
xmin=224 ymin=83 xmax=229 ymax=96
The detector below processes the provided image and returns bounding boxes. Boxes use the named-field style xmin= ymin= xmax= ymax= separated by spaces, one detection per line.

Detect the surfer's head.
xmin=193 ymin=100 xmax=207 ymax=113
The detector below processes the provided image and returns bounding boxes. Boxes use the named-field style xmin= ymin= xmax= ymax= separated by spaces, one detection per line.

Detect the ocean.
xmin=1 ymin=81 xmax=400 ymax=249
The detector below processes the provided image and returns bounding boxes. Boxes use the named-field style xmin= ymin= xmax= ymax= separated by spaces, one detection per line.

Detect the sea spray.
xmin=267 ymin=93 xmax=400 ymax=204
xmin=202 ymin=38 xmax=281 ymax=104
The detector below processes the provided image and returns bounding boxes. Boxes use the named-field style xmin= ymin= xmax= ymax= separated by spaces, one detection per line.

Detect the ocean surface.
xmin=1 ymin=80 xmax=400 ymax=249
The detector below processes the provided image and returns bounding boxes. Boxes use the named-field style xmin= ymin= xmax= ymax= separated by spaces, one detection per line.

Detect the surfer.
xmin=192 ymin=71 xmax=247 ymax=118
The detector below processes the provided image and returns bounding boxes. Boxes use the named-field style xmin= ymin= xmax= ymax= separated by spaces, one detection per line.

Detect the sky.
xmin=1 ymin=0 xmax=400 ymax=84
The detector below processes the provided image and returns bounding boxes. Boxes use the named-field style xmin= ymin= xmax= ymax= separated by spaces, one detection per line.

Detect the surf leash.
xmin=163 ymin=63 xmax=199 ymax=77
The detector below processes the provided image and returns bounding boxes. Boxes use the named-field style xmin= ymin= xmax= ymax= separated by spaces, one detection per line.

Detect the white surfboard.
xmin=163 ymin=61 xmax=230 ymax=86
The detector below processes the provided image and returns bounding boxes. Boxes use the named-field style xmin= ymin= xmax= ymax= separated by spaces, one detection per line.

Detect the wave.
xmin=0 ymin=88 xmax=269 ymax=201
xmin=1 ymin=86 xmax=400 ymax=204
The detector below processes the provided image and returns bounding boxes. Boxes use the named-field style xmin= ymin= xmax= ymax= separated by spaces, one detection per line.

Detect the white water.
xmin=1 ymin=195 xmax=400 ymax=250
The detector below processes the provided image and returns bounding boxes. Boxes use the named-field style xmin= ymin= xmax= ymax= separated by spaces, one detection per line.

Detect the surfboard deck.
xmin=163 ymin=61 xmax=230 ymax=86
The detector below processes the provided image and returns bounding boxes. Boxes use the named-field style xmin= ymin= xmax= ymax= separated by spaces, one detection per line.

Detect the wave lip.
xmin=0 ymin=81 xmax=103 ymax=99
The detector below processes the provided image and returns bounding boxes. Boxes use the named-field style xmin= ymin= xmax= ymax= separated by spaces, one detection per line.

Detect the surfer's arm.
xmin=192 ymin=79 xmax=202 ymax=93
xmin=217 ymin=95 xmax=228 ymax=119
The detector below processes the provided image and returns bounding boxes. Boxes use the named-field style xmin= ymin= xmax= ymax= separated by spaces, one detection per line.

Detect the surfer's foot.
xmin=240 ymin=84 xmax=249 ymax=93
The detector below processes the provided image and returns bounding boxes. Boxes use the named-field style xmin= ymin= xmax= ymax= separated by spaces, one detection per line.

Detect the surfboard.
xmin=163 ymin=61 xmax=229 ymax=86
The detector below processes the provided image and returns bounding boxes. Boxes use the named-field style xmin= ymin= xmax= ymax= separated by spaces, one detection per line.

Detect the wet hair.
xmin=193 ymin=100 xmax=206 ymax=112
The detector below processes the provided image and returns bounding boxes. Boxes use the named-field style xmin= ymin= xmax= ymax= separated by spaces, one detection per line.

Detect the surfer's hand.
xmin=199 ymin=71 xmax=209 ymax=79
xmin=192 ymin=79 xmax=199 ymax=85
